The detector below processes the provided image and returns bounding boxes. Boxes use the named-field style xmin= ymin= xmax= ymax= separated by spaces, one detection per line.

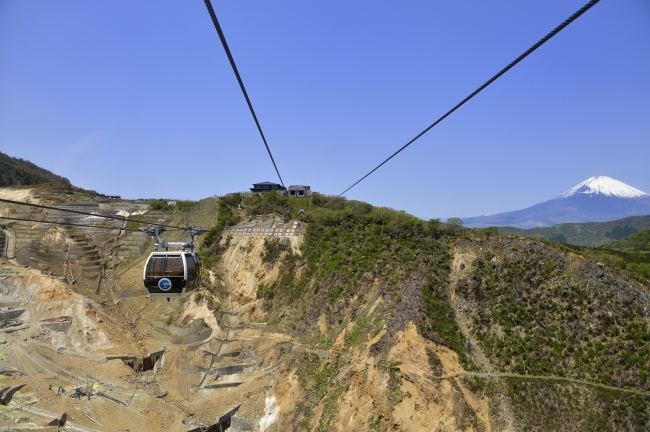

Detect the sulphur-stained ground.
xmin=0 ymin=203 xmax=310 ymax=431
xmin=0 ymin=211 xmax=491 ymax=431
xmin=0 ymin=267 xmax=187 ymax=431
xmin=264 ymin=319 xmax=491 ymax=432
xmin=0 ymin=210 xmax=499 ymax=432
xmin=4 ymin=187 xmax=647 ymax=432
xmin=0 ymin=265 xmax=295 ymax=430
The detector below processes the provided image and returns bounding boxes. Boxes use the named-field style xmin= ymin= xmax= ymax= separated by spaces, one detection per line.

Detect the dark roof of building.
xmin=253 ymin=181 xmax=283 ymax=186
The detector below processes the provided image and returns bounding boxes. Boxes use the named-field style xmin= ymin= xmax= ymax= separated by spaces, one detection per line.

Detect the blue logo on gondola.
xmin=158 ymin=278 xmax=172 ymax=291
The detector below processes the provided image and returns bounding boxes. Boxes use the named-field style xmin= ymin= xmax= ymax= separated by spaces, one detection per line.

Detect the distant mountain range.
xmin=464 ymin=176 xmax=650 ymax=229
xmin=499 ymin=215 xmax=650 ymax=247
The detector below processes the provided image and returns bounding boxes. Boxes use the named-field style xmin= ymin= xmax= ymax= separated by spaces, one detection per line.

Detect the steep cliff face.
xmin=3 ymin=189 xmax=649 ymax=431
xmin=267 ymin=321 xmax=495 ymax=432
xmin=218 ymin=234 xmax=303 ymax=321
xmin=185 ymin=210 xmax=490 ymax=431
xmin=214 ymin=212 xmax=650 ymax=431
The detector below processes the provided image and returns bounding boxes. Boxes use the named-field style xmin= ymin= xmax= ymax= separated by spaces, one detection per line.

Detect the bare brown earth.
xmin=0 ymin=204 xmax=495 ymax=431
xmin=0 ymin=197 xmax=507 ymax=432
xmin=0 ymin=267 xmax=188 ymax=431
xmin=0 ymin=188 xmax=35 ymax=202
xmin=3 ymin=191 xmax=645 ymax=431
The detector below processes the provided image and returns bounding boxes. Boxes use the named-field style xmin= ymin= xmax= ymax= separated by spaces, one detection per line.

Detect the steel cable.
xmin=323 ymin=0 xmax=601 ymax=207
xmin=0 ymin=215 xmax=143 ymax=233
xmin=0 ymin=197 xmax=185 ymax=230
xmin=204 ymin=0 xmax=285 ymax=188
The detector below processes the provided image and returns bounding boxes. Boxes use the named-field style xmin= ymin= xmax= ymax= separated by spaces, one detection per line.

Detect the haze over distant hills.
xmin=463 ymin=176 xmax=650 ymax=229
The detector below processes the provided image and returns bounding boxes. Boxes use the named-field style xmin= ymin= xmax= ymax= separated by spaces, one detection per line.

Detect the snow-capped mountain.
xmin=463 ymin=176 xmax=650 ymax=229
xmin=558 ymin=176 xmax=647 ymax=199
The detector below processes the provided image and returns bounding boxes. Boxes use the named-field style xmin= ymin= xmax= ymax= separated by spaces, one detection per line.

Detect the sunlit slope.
xmin=194 ymin=192 xmax=650 ymax=430
xmin=608 ymin=228 xmax=650 ymax=252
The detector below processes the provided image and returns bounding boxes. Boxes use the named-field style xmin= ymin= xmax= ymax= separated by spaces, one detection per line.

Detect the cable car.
xmin=143 ymin=251 xmax=202 ymax=298
xmin=142 ymin=225 xmax=207 ymax=298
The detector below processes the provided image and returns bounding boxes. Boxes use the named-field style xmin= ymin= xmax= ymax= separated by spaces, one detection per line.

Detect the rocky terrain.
xmin=0 ymin=188 xmax=649 ymax=431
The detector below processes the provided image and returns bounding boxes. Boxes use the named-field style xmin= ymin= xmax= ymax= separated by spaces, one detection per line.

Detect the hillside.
xmin=608 ymin=228 xmax=650 ymax=252
xmin=1 ymin=191 xmax=650 ymax=430
xmin=0 ymin=151 xmax=72 ymax=189
xmin=197 ymin=192 xmax=650 ymax=430
xmin=499 ymin=215 xmax=650 ymax=247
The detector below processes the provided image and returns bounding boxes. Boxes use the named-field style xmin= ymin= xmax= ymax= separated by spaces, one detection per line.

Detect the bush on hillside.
xmin=261 ymin=238 xmax=291 ymax=264
xmin=148 ymin=200 xmax=197 ymax=211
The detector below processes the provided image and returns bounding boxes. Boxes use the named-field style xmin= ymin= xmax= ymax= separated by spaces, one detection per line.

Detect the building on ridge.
xmin=250 ymin=182 xmax=286 ymax=193
xmin=97 ymin=193 xmax=121 ymax=200
xmin=288 ymin=185 xmax=311 ymax=197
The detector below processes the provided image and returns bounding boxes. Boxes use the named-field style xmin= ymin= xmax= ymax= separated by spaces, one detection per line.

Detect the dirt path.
xmin=438 ymin=372 xmax=650 ymax=397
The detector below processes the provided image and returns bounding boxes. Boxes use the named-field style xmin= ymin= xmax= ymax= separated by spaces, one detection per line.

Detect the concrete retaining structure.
xmin=203 ymin=382 xmax=244 ymax=389
xmin=213 ymin=364 xmax=255 ymax=376
xmin=152 ymin=321 xmax=204 ymax=337
xmin=169 ymin=328 xmax=212 ymax=345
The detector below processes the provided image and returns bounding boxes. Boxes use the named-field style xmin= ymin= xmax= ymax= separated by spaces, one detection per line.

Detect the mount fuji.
xmin=463 ymin=176 xmax=650 ymax=229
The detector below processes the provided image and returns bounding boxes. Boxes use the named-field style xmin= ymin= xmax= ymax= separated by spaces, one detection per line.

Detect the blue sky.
xmin=1 ymin=1 xmax=649 ymax=220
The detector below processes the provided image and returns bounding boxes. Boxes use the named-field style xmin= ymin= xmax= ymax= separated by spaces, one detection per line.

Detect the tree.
xmin=483 ymin=227 xmax=499 ymax=238
xmin=446 ymin=217 xmax=464 ymax=235
xmin=427 ymin=218 xmax=441 ymax=237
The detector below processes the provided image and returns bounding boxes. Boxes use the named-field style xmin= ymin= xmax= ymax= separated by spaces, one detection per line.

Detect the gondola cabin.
xmin=143 ymin=251 xmax=201 ymax=298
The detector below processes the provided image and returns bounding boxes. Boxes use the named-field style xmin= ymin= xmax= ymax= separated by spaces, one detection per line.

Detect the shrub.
xmin=261 ymin=238 xmax=291 ymax=264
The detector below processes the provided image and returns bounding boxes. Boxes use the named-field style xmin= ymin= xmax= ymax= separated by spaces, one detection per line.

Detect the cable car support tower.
xmin=142 ymin=225 xmax=207 ymax=251
xmin=141 ymin=225 xmax=208 ymax=299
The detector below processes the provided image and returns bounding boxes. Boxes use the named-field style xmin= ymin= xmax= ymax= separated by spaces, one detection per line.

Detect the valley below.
xmin=1 ymin=188 xmax=649 ymax=431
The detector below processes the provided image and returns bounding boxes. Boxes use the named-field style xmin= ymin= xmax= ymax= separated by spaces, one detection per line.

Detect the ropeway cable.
xmin=0 ymin=197 xmax=186 ymax=230
xmin=0 ymin=215 xmax=144 ymax=233
xmin=204 ymin=0 xmax=286 ymax=188
xmin=323 ymin=0 xmax=601 ymax=207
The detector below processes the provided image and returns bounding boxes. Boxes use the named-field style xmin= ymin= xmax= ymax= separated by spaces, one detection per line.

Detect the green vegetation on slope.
xmin=459 ymin=240 xmax=650 ymax=390
xmin=465 ymin=376 xmax=648 ymax=431
xmin=499 ymin=215 xmax=650 ymax=247
xmin=292 ymin=352 xmax=345 ymax=431
xmin=199 ymin=192 xmax=650 ymax=430
xmin=201 ymin=192 xmax=473 ymax=365
xmin=199 ymin=193 xmax=243 ymax=267
xmin=261 ymin=199 xmax=468 ymax=365
xmin=452 ymin=237 xmax=650 ymax=428
xmin=559 ymin=242 xmax=650 ymax=285
xmin=148 ymin=199 xmax=197 ymax=211
xmin=0 ymin=151 xmax=72 ymax=189
xmin=608 ymin=228 xmax=650 ymax=252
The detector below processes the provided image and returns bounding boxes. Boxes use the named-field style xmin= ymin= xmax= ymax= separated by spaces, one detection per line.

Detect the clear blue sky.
xmin=1 ymin=1 xmax=649 ymax=220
